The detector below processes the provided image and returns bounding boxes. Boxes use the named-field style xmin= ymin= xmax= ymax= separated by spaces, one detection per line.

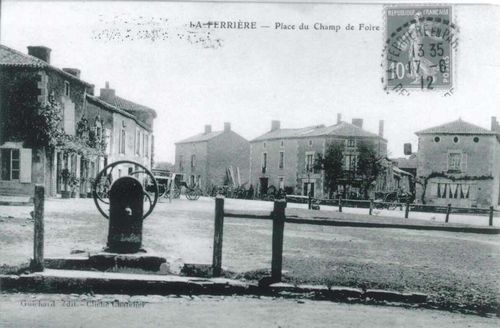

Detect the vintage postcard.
xmin=0 ymin=1 xmax=499 ymax=327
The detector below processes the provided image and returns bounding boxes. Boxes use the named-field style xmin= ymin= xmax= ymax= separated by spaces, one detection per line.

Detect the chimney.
xmin=337 ymin=113 xmax=342 ymax=124
xmin=271 ymin=120 xmax=280 ymax=131
xmin=204 ymin=124 xmax=212 ymax=134
xmin=352 ymin=118 xmax=363 ymax=129
xmin=224 ymin=122 xmax=231 ymax=132
xmin=379 ymin=120 xmax=384 ymax=138
xmin=491 ymin=116 xmax=499 ymax=132
xmin=62 ymin=68 xmax=81 ymax=79
xmin=27 ymin=46 xmax=51 ymax=63
xmin=99 ymin=81 xmax=116 ymax=101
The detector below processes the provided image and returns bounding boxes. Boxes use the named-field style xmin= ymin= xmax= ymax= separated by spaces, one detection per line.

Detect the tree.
xmin=314 ymin=142 xmax=344 ymax=198
xmin=356 ymin=141 xmax=384 ymax=199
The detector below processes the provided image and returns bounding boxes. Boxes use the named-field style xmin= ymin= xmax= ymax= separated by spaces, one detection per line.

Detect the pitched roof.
xmin=306 ymin=121 xmax=381 ymax=138
xmin=251 ymin=125 xmax=325 ymax=142
xmin=251 ymin=121 xmax=383 ymax=142
xmin=100 ymin=94 xmax=157 ymax=118
xmin=175 ymin=131 xmax=224 ymax=144
xmin=0 ymin=44 xmax=93 ymax=87
xmin=86 ymin=95 xmax=151 ymax=132
xmin=415 ymin=119 xmax=495 ymax=135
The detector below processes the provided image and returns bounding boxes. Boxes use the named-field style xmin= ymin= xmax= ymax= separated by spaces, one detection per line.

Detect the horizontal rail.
xmin=225 ymin=212 xmax=271 ymax=220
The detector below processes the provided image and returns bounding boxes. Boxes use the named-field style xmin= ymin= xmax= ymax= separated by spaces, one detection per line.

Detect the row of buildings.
xmin=0 ymin=44 xmax=157 ymax=197
xmin=175 ymin=116 xmax=500 ymax=209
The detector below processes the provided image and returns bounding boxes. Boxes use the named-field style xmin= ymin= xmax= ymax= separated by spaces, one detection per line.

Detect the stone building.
xmin=415 ymin=118 xmax=500 ymax=208
xmin=174 ymin=123 xmax=250 ymax=193
xmin=250 ymin=116 xmax=388 ymax=198
xmin=0 ymin=44 xmax=156 ymax=198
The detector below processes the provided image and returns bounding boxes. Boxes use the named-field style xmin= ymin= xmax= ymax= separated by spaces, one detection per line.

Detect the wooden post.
xmin=369 ymin=199 xmax=373 ymax=215
xmin=212 ymin=196 xmax=224 ymax=277
xmin=489 ymin=206 xmax=494 ymax=226
xmin=405 ymin=201 xmax=410 ymax=219
xmin=32 ymin=185 xmax=45 ymax=272
xmin=271 ymin=199 xmax=287 ymax=282
xmin=338 ymin=197 xmax=342 ymax=213
xmin=445 ymin=204 xmax=451 ymax=223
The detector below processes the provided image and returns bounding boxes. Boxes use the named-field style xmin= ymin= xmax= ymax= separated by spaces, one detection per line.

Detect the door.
xmin=259 ymin=177 xmax=268 ymax=195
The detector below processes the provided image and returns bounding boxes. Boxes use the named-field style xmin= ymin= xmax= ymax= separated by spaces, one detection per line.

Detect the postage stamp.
xmin=384 ymin=5 xmax=458 ymax=92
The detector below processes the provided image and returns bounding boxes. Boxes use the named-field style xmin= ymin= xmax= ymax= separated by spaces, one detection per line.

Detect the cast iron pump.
xmin=92 ymin=160 xmax=159 ymax=253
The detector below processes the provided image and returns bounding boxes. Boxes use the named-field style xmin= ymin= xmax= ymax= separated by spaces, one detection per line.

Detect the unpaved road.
xmin=0 ymin=293 xmax=498 ymax=328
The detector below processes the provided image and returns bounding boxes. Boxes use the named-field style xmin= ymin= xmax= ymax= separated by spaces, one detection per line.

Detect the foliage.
xmin=417 ymin=172 xmax=494 ymax=204
xmin=355 ymin=141 xmax=385 ymax=199
xmin=7 ymin=92 xmax=64 ymax=149
xmin=6 ymin=87 xmax=105 ymax=157
xmin=314 ymin=142 xmax=344 ymax=198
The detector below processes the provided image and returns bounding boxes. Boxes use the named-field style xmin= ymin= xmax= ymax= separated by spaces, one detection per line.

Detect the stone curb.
xmin=0 ymin=273 xmax=427 ymax=306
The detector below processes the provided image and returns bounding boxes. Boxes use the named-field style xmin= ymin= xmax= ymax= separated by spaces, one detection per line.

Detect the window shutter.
xmin=461 ymin=153 xmax=468 ymax=172
xmin=19 ymin=148 xmax=32 ymax=183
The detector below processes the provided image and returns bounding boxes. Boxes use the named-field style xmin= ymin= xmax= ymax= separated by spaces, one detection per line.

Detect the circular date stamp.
xmin=382 ymin=5 xmax=459 ymax=94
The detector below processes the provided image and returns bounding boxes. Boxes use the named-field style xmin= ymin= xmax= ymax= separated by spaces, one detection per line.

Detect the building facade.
xmin=0 ymin=44 xmax=156 ymax=198
xmin=250 ymin=117 xmax=388 ymax=199
xmin=174 ymin=123 xmax=250 ymax=193
xmin=415 ymin=118 xmax=500 ymax=208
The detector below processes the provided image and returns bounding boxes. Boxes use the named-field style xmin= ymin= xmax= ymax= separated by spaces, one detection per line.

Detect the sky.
xmin=1 ymin=1 xmax=499 ymax=163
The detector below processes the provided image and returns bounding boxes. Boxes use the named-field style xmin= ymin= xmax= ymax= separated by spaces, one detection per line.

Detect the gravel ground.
xmin=0 ymin=197 xmax=499 ymax=315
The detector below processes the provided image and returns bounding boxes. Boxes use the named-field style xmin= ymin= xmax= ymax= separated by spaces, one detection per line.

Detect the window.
xmin=434 ymin=136 xmax=441 ymax=143
xmin=179 ymin=155 xmax=184 ymax=171
xmin=346 ymin=138 xmax=356 ymax=148
xmin=135 ymin=129 xmax=141 ymax=155
xmin=64 ymin=81 xmax=70 ymax=97
xmin=448 ymin=152 xmax=461 ymax=171
xmin=345 ymin=154 xmax=357 ymax=171
xmin=119 ymin=128 xmax=126 ymax=154
xmin=263 ymin=142 xmax=267 ymax=149
xmin=191 ymin=154 xmax=196 ymax=169
xmin=280 ymin=140 xmax=284 ymax=148
xmin=308 ymin=140 xmax=313 ymax=147
xmin=306 ymin=153 xmax=314 ymax=172
xmin=279 ymin=151 xmax=284 ymax=169
xmin=1 ymin=149 xmax=20 ymax=180
xmin=453 ymin=136 xmax=459 ymax=143
xmin=262 ymin=152 xmax=267 ymax=173
xmin=145 ymin=134 xmax=149 ymax=157
xmin=473 ymin=137 xmax=479 ymax=143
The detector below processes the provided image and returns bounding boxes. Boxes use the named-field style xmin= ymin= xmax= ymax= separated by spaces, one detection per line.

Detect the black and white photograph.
xmin=0 ymin=0 xmax=499 ymax=326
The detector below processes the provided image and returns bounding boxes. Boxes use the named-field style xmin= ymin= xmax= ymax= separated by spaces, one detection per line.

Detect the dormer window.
xmin=64 ymin=81 xmax=70 ymax=97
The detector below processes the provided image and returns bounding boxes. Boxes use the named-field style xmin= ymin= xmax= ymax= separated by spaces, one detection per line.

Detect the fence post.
xmin=489 ymin=206 xmax=494 ymax=226
xmin=212 ymin=195 xmax=224 ymax=277
xmin=338 ymin=197 xmax=343 ymax=213
xmin=445 ymin=203 xmax=451 ymax=223
xmin=405 ymin=201 xmax=410 ymax=219
xmin=32 ymin=185 xmax=45 ymax=272
xmin=271 ymin=199 xmax=287 ymax=283
xmin=369 ymin=199 xmax=373 ymax=215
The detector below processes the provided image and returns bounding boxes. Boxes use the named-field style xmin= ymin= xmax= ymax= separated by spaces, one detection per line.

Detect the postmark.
xmin=383 ymin=5 xmax=459 ymax=93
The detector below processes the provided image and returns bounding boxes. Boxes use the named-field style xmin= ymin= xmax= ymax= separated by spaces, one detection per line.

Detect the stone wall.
xmin=416 ymin=133 xmax=499 ymax=208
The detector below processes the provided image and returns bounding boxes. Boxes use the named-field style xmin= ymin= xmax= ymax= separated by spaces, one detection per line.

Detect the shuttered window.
xmin=1 ymin=148 xmax=31 ymax=182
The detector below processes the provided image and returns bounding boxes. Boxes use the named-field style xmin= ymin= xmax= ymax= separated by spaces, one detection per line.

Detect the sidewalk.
xmin=0 ymin=195 xmax=32 ymax=206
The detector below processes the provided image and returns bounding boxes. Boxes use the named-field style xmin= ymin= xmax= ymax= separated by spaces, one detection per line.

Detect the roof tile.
xmin=415 ymin=119 xmax=495 ymax=135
